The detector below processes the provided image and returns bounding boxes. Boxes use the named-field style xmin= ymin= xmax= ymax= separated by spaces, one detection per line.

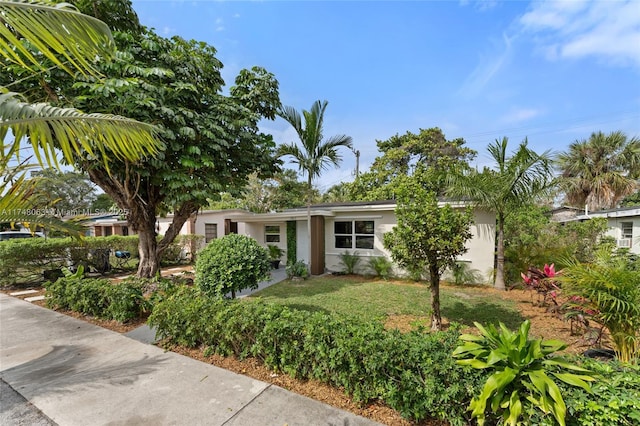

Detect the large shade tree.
xmin=557 ymin=131 xmax=640 ymax=211
xmin=2 ymin=1 xmax=282 ymax=277
xmin=447 ymin=137 xmax=554 ymax=290
xmin=0 ymin=0 xmax=158 ymax=234
xmin=278 ymin=100 xmax=353 ymax=273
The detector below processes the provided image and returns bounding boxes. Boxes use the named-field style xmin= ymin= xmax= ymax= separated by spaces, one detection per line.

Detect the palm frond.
xmin=0 ymin=0 xmax=114 ymax=76
xmin=0 ymin=91 xmax=160 ymax=166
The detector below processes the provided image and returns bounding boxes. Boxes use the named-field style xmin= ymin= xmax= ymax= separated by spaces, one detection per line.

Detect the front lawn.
xmin=249 ymin=275 xmax=525 ymax=329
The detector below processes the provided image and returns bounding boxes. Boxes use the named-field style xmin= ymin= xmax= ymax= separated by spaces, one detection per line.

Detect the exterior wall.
xmin=323 ymin=208 xmax=495 ymax=283
xmin=324 ymin=210 xmax=396 ymax=274
xmin=605 ymin=217 xmax=640 ymax=254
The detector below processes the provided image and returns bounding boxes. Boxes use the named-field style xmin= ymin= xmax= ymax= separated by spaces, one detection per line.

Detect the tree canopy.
xmin=384 ymin=181 xmax=473 ymax=331
xmin=557 ymin=130 xmax=640 ymax=211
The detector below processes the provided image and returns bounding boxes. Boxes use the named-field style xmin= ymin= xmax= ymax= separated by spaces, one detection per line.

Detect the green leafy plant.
xmin=446 ymin=261 xmax=485 ymax=285
xmin=453 ymin=320 xmax=594 ymax=426
xmin=559 ymin=250 xmax=640 ymax=363
xmin=338 ymin=250 xmax=360 ymax=274
xmin=267 ymin=244 xmax=285 ymax=260
xmin=367 ymin=256 xmax=393 ymax=280
xmin=195 ymin=234 xmax=271 ymax=298
xmin=285 ymin=260 xmax=309 ymax=279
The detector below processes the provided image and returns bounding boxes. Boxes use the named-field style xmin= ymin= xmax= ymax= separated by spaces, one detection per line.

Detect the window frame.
xmin=204 ymin=223 xmax=218 ymax=243
xmin=621 ymin=222 xmax=633 ymax=240
xmin=265 ymin=224 xmax=281 ymax=243
xmin=334 ymin=220 xmax=375 ymax=250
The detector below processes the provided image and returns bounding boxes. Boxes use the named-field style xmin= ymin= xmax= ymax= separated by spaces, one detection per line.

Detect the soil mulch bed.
xmin=2 ymin=284 xmax=607 ymax=425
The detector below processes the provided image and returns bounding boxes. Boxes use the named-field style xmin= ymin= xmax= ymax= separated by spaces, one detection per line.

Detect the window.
xmin=265 ymin=225 xmax=280 ymax=243
xmin=205 ymin=223 xmax=217 ymax=243
xmin=622 ymin=222 xmax=633 ymax=239
xmin=334 ymin=220 xmax=374 ymax=250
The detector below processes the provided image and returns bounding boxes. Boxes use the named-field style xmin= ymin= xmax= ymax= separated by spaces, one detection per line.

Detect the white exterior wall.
xmin=323 ymin=208 xmax=495 ymax=282
xmin=605 ymin=217 xmax=640 ymax=254
xmin=324 ymin=210 xmax=396 ymax=274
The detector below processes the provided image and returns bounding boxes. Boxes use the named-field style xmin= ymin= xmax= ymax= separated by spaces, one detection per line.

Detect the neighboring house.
xmin=81 ymin=214 xmax=131 ymax=237
xmin=82 ymin=200 xmax=497 ymax=281
xmin=552 ymin=205 xmax=640 ymax=254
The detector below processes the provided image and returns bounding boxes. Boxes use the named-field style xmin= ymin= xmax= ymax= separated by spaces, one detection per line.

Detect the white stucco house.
xmin=552 ymin=205 xmax=640 ymax=254
xmin=161 ymin=200 xmax=496 ymax=282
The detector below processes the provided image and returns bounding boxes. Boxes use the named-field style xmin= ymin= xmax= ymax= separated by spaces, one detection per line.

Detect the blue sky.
xmin=132 ymin=0 xmax=640 ymax=192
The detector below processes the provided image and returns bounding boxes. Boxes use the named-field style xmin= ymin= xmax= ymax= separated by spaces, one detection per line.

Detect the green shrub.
xmin=367 ymin=256 xmax=393 ymax=280
xmin=338 ymin=251 xmax=361 ymax=274
xmin=285 ymin=260 xmax=309 ymax=279
xmin=195 ymin=234 xmax=270 ymax=298
xmin=44 ymin=275 xmax=148 ymax=322
xmin=446 ymin=261 xmax=485 ymax=285
xmin=148 ymin=288 xmax=486 ymax=424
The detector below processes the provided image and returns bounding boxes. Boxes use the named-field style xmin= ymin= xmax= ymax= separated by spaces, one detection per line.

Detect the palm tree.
xmin=278 ymin=100 xmax=353 ymax=273
xmin=0 ymin=0 xmax=158 ymax=233
xmin=447 ymin=137 xmax=554 ymax=290
xmin=557 ymin=131 xmax=640 ymax=211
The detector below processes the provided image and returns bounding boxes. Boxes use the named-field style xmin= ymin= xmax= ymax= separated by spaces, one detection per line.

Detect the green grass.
xmin=249 ymin=275 xmax=524 ymax=329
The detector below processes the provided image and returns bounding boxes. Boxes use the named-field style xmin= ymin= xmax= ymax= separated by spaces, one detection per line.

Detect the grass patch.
xmin=249 ymin=275 xmax=524 ymax=329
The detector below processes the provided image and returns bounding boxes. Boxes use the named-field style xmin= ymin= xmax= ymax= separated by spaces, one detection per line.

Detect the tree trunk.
xmin=494 ymin=213 xmax=506 ymax=291
xmin=306 ymin=175 xmax=312 ymax=274
xmin=429 ymin=264 xmax=442 ymax=331
xmin=137 ymin=222 xmax=160 ymax=278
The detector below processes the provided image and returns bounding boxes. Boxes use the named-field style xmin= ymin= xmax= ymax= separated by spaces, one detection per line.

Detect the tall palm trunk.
xmin=307 ymin=175 xmax=312 ymax=274
xmin=495 ymin=213 xmax=506 ymax=291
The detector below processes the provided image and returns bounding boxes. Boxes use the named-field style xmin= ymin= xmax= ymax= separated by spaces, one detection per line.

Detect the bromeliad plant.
xmin=453 ymin=320 xmax=594 ymax=426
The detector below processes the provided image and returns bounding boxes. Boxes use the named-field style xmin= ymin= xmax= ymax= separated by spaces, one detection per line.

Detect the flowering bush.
xmin=521 ymin=263 xmax=561 ymax=305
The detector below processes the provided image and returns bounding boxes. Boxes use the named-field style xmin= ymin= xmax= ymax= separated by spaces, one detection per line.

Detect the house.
xmin=552 ymin=205 xmax=640 ymax=253
xmin=196 ymin=200 xmax=496 ymax=281
xmin=84 ymin=200 xmax=497 ymax=281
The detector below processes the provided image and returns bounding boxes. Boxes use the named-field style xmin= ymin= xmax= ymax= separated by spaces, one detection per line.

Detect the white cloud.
xmin=500 ymin=107 xmax=543 ymax=124
xmin=458 ymin=33 xmax=514 ymax=98
xmin=519 ymin=0 xmax=640 ymax=68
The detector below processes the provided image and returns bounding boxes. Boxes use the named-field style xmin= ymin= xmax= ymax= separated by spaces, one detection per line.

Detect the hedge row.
xmin=0 ymin=234 xmax=202 ymax=286
xmin=148 ymin=286 xmax=486 ymax=424
xmin=44 ymin=275 xmax=150 ymax=322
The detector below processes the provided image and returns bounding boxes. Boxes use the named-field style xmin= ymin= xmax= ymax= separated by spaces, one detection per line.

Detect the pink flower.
xmin=544 ymin=263 xmax=556 ymax=278
xmin=521 ymin=272 xmax=531 ymax=284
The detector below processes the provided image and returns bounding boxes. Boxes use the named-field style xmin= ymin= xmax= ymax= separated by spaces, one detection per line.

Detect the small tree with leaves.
xmin=384 ymin=181 xmax=473 ymax=330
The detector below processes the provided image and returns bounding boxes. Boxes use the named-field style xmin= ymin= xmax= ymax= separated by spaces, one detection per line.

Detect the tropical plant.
xmin=521 ymin=263 xmax=561 ymax=305
xmin=559 ymin=250 xmax=640 ymax=363
xmin=446 ymin=261 xmax=484 ymax=286
xmin=0 ymin=0 xmax=158 ymax=235
xmin=285 ymin=260 xmax=309 ymax=280
xmin=278 ymin=100 xmax=353 ymax=273
xmin=367 ymin=256 xmax=393 ymax=280
xmin=453 ymin=320 xmax=594 ymax=426
xmin=267 ymin=244 xmax=285 ymax=260
xmin=195 ymin=234 xmax=271 ymax=299
xmin=384 ymin=181 xmax=473 ymax=330
xmin=557 ymin=131 xmax=640 ymax=211
xmin=447 ymin=137 xmax=555 ymax=290
xmin=338 ymin=251 xmax=361 ymax=274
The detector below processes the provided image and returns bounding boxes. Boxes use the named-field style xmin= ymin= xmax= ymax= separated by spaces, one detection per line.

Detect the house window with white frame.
xmin=265 ymin=225 xmax=280 ymax=243
xmin=205 ymin=223 xmax=217 ymax=243
xmin=334 ymin=220 xmax=374 ymax=250
xmin=621 ymin=222 xmax=633 ymax=240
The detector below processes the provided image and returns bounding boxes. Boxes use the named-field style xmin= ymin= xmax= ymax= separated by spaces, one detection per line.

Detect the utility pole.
xmin=353 ymin=148 xmax=360 ymax=178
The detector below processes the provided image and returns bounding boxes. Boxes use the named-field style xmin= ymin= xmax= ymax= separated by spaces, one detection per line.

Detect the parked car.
xmin=0 ymin=231 xmax=43 ymax=241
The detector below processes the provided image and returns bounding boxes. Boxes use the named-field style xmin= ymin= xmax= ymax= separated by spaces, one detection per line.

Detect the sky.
xmin=131 ymin=0 xmax=640 ymax=193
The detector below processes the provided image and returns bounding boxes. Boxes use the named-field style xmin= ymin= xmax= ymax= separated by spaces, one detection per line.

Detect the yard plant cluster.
xmin=42 ymin=267 xmax=640 ymax=425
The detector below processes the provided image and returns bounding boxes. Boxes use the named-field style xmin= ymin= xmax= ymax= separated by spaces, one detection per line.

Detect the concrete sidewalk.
xmin=0 ymin=294 xmax=381 ymax=425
